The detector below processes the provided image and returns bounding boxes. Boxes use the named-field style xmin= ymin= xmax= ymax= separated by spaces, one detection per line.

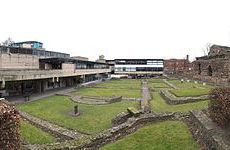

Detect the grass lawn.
xmin=151 ymin=92 xmax=209 ymax=112
xmin=20 ymin=120 xmax=56 ymax=144
xmin=101 ymin=121 xmax=199 ymax=150
xmin=149 ymin=82 xmax=170 ymax=88
xmin=102 ymin=79 xmax=141 ymax=85
xmin=17 ymin=96 xmax=138 ymax=134
xmin=168 ymin=80 xmax=212 ymax=89
xmin=170 ymin=88 xmax=211 ymax=97
xmin=147 ymin=78 xmax=165 ymax=83
xmin=95 ymin=79 xmax=141 ymax=90
xmin=74 ymin=87 xmax=141 ymax=98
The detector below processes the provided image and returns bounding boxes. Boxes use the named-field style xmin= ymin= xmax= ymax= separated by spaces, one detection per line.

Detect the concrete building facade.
xmin=107 ymin=59 xmax=164 ymax=78
xmin=0 ymin=46 xmax=111 ymax=97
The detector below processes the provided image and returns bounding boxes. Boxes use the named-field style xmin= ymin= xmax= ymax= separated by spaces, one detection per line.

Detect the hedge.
xmin=209 ymin=88 xmax=230 ymax=127
xmin=0 ymin=100 xmax=21 ymax=149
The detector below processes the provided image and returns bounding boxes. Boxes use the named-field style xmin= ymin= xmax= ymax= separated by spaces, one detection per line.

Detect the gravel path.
xmin=141 ymin=81 xmax=151 ymax=112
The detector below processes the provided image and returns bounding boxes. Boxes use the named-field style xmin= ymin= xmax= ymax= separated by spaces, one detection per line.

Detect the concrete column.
xmin=1 ymin=79 xmax=5 ymax=89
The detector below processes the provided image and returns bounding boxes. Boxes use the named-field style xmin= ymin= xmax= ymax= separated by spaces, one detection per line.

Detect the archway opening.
xmin=208 ymin=65 xmax=213 ymax=76
xmin=198 ymin=63 xmax=201 ymax=75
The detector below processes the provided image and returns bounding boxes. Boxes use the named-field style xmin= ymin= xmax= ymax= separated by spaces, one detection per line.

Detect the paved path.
xmin=141 ymin=81 xmax=152 ymax=112
xmin=6 ymin=87 xmax=76 ymax=104
xmin=6 ymin=80 xmax=104 ymax=104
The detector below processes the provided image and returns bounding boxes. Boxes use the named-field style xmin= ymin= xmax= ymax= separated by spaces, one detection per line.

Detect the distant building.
xmin=96 ymin=55 xmax=106 ymax=63
xmin=0 ymin=45 xmax=111 ymax=97
xmin=11 ymin=41 xmax=43 ymax=49
xmin=107 ymin=59 xmax=164 ymax=78
xmin=71 ymin=56 xmax=89 ymax=61
xmin=164 ymin=55 xmax=191 ymax=75
xmin=0 ymin=45 xmax=70 ymax=58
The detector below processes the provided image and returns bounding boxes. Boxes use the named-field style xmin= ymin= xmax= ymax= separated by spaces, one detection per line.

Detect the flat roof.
xmin=14 ymin=41 xmax=43 ymax=44
xmin=114 ymin=59 xmax=164 ymax=61
xmin=40 ymin=57 xmax=108 ymax=65
xmin=0 ymin=46 xmax=70 ymax=56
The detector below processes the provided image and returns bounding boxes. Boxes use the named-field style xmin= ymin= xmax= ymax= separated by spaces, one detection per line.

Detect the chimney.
xmin=186 ymin=55 xmax=189 ymax=62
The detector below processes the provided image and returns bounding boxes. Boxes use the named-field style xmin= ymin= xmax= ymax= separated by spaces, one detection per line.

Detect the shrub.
xmin=0 ymin=100 xmax=21 ymax=149
xmin=208 ymin=88 xmax=230 ymax=127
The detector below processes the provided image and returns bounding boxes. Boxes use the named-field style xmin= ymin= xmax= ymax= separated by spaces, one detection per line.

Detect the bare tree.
xmin=203 ymin=43 xmax=212 ymax=56
xmin=1 ymin=37 xmax=14 ymax=46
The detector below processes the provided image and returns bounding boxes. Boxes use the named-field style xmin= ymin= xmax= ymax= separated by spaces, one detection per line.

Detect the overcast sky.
xmin=1 ymin=0 xmax=230 ymax=61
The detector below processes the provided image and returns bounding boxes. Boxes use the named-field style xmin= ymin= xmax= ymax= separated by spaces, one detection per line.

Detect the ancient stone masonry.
xmin=160 ymin=90 xmax=209 ymax=105
xmin=27 ymin=112 xmax=180 ymax=150
xmin=70 ymin=96 xmax=122 ymax=105
xmin=188 ymin=110 xmax=230 ymax=150
xmin=19 ymin=111 xmax=85 ymax=140
xmin=191 ymin=45 xmax=230 ymax=86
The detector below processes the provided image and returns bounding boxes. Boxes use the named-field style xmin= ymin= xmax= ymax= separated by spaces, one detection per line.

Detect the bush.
xmin=0 ymin=100 xmax=21 ymax=149
xmin=208 ymin=88 xmax=230 ymax=127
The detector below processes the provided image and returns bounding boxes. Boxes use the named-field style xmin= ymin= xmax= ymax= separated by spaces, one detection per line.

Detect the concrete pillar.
xmin=1 ymin=79 xmax=5 ymax=89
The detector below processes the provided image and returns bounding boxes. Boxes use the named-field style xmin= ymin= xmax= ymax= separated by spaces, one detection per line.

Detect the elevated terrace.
xmin=0 ymin=68 xmax=111 ymax=81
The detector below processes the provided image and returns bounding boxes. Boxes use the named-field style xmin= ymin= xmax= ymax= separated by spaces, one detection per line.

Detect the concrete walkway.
xmin=6 ymin=80 xmax=104 ymax=104
xmin=6 ymin=87 xmax=76 ymax=104
xmin=141 ymin=81 xmax=152 ymax=112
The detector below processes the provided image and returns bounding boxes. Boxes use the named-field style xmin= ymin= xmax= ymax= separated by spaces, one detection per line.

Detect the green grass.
xmin=170 ymin=88 xmax=211 ymax=97
xmin=103 ymin=79 xmax=141 ymax=85
xmin=147 ymin=78 xmax=166 ymax=82
xmin=74 ymin=87 xmax=141 ymax=98
xmin=168 ymin=80 xmax=212 ymax=89
xmin=17 ymin=96 xmax=138 ymax=134
xmin=151 ymin=92 xmax=209 ymax=112
xmin=20 ymin=120 xmax=56 ymax=144
xmin=98 ymin=79 xmax=141 ymax=89
xmin=101 ymin=121 xmax=199 ymax=150
xmin=150 ymin=82 xmax=170 ymax=88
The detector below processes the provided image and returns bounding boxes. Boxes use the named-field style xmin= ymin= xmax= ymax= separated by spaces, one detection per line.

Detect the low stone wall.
xmin=71 ymin=97 xmax=109 ymax=105
xmin=70 ymin=96 xmax=123 ymax=105
xmin=19 ymin=111 xmax=85 ymax=140
xmin=163 ymin=79 xmax=178 ymax=89
xmin=106 ymin=96 xmax=122 ymax=103
xmin=160 ymin=90 xmax=208 ymax=105
xmin=111 ymin=112 xmax=132 ymax=127
xmin=34 ymin=112 xmax=188 ymax=150
xmin=0 ymin=100 xmax=21 ymax=149
xmin=80 ymin=80 xmax=103 ymax=87
xmin=188 ymin=110 xmax=230 ymax=150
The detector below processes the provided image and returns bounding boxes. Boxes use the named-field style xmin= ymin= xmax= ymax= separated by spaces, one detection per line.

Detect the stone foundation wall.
xmin=188 ymin=110 xmax=230 ymax=150
xmin=19 ymin=111 xmax=83 ymax=141
xmin=33 ymin=112 xmax=183 ymax=149
xmin=160 ymin=90 xmax=208 ymax=105
xmin=106 ymin=96 xmax=122 ymax=103
xmin=111 ymin=112 xmax=132 ymax=127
